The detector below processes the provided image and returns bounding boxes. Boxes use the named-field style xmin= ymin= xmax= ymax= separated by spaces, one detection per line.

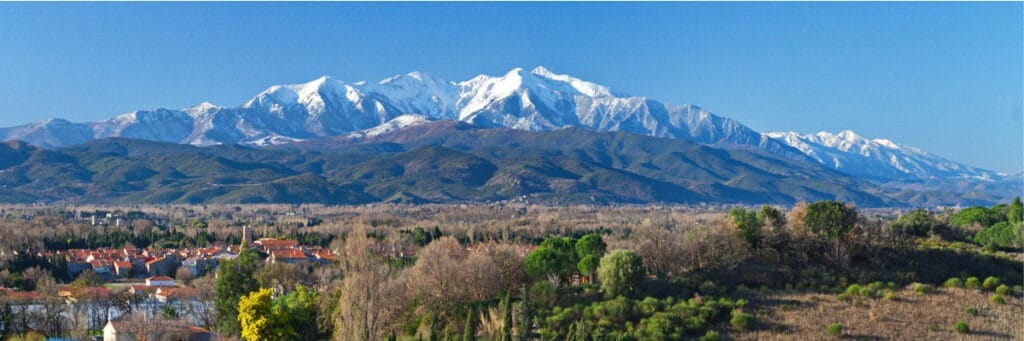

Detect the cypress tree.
xmin=515 ymin=286 xmax=533 ymax=341
xmin=501 ymin=291 xmax=513 ymax=341
xmin=463 ymin=307 xmax=476 ymax=341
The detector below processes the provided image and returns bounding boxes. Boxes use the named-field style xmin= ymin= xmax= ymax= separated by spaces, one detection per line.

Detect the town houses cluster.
xmin=52 ymin=236 xmax=339 ymax=282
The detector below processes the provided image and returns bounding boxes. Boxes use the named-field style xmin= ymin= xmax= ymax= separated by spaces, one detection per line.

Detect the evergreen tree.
xmin=597 ymin=249 xmax=645 ymax=298
xmin=1009 ymin=196 xmax=1023 ymax=225
xmin=463 ymin=307 xmax=476 ymax=341
xmin=501 ymin=291 xmax=513 ymax=341
xmin=215 ymin=246 xmax=261 ymax=335
xmin=515 ymin=286 xmax=533 ymax=341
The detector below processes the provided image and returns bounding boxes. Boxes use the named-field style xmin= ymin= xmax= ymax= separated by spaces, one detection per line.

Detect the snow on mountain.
xmin=768 ymin=130 xmax=1003 ymax=181
xmin=371 ymin=72 xmax=459 ymax=119
xmin=345 ymin=114 xmax=432 ymax=139
xmin=0 ymin=65 xmax=995 ymax=183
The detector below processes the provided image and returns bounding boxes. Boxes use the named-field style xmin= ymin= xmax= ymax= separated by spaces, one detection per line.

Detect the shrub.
xmin=837 ymin=294 xmax=849 ymax=302
xmin=883 ymin=291 xmax=898 ymax=301
xmin=983 ymin=277 xmax=1001 ymax=291
xmin=995 ymin=284 xmax=1010 ymax=295
xmin=965 ymin=277 xmax=981 ymax=290
xmin=845 ymin=284 xmax=862 ymax=296
xmin=826 ymin=323 xmax=843 ymax=337
xmin=699 ymin=330 xmax=720 ymax=341
xmin=990 ymin=294 xmax=1006 ymax=305
xmin=943 ymin=278 xmax=964 ymax=288
xmin=730 ymin=311 xmax=753 ymax=330
xmin=954 ymin=320 xmax=970 ymax=334
xmin=911 ymin=283 xmax=932 ymax=295
xmin=858 ymin=287 xmax=875 ymax=297
xmin=965 ymin=307 xmax=979 ymax=316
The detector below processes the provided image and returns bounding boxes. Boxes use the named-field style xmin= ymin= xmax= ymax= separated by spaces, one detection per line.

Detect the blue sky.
xmin=0 ymin=2 xmax=1020 ymax=172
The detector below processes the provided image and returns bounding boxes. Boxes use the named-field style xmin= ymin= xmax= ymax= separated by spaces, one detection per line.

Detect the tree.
xmin=463 ymin=306 xmax=477 ymax=341
xmin=514 ymin=286 xmax=534 ymax=341
xmin=501 ymin=291 xmax=513 ymax=341
xmin=256 ymin=262 xmax=311 ymax=294
xmin=729 ymin=208 xmax=763 ymax=249
xmin=175 ymin=267 xmax=194 ymax=286
xmin=892 ymin=209 xmax=945 ymax=237
xmin=758 ymin=205 xmax=786 ymax=228
xmin=525 ymin=237 xmax=577 ymax=287
xmin=950 ymin=206 xmax=1005 ymax=228
xmin=334 ymin=229 xmax=409 ymax=340
xmin=804 ymin=201 xmax=857 ymax=240
xmin=525 ymin=248 xmax=564 ymax=288
xmin=71 ymin=269 xmax=102 ymax=288
xmin=575 ymin=234 xmax=606 ymax=283
xmin=238 ymin=288 xmax=292 ymax=341
xmin=804 ymin=200 xmax=858 ymax=266
xmin=275 ymin=285 xmax=321 ymax=340
xmin=410 ymin=236 xmax=468 ymax=322
xmin=1008 ymin=197 xmax=1023 ymax=225
xmin=597 ymin=249 xmax=644 ymax=298
xmin=215 ymin=246 xmax=261 ymax=335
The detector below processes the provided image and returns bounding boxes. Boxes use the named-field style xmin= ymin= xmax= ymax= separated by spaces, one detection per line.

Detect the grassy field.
xmin=739 ymin=286 xmax=1022 ymax=340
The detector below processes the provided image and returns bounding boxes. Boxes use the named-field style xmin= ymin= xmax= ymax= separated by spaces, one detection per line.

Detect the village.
xmin=0 ymin=224 xmax=344 ymax=340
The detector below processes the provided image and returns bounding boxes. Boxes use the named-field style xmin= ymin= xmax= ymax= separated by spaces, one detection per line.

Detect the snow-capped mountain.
xmin=0 ymin=66 xmax=996 ymax=183
xmin=0 ymin=66 xmax=800 ymax=154
xmin=768 ymin=130 xmax=1005 ymax=181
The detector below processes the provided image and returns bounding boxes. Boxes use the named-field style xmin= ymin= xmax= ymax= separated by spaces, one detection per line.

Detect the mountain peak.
xmin=531 ymin=65 xmax=555 ymax=77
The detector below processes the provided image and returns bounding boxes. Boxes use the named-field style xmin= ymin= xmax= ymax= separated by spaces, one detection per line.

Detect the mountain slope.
xmin=0 ymin=125 xmax=914 ymax=206
xmin=768 ymin=130 xmax=1005 ymax=181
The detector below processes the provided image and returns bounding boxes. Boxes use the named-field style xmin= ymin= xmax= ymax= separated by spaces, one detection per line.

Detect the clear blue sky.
xmin=0 ymin=2 xmax=1020 ymax=172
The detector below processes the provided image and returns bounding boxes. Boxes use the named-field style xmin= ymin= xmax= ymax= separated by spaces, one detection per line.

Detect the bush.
xmin=943 ymin=278 xmax=964 ymax=288
xmin=730 ymin=311 xmax=753 ymax=330
xmin=965 ymin=307 xmax=979 ymax=316
xmin=826 ymin=323 xmax=843 ymax=337
xmin=983 ymin=277 xmax=1001 ymax=291
xmin=911 ymin=283 xmax=932 ymax=295
xmin=954 ymin=320 xmax=970 ymax=334
xmin=845 ymin=284 xmax=862 ymax=296
xmin=990 ymin=294 xmax=1006 ymax=305
xmin=883 ymin=291 xmax=898 ymax=301
xmin=837 ymin=293 xmax=849 ymax=302
xmin=699 ymin=330 xmax=720 ymax=341
xmin=995 ymin=284 xmax=1010 ymax=295
xmin=965 ymin=277 xmax=981 ymax=290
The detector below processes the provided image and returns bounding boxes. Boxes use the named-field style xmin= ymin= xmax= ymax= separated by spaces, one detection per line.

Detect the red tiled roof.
xmin=271 ymin=249 xmax=307 ymax=260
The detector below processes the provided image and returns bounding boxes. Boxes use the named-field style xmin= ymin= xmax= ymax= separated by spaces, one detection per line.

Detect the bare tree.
xmin=334 ymin=228 xmax=409 ymax=340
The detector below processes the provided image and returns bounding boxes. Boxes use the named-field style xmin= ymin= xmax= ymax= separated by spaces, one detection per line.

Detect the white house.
xmin=145 ymin=275 xmax=175 ymax=287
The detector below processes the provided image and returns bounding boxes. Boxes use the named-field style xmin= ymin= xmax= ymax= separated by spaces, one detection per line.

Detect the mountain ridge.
xmin=0 ymin=66 xmax=1007 ymax=184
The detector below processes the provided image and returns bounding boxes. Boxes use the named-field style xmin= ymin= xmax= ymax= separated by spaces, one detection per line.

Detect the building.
xmin=242 ymin=225 xmax=254 ymax=246
xmin=145 ymin=256 xmax=179 ymax=276
xmin=267 ymin=249 xmax=308 ymax=264
xmin=145 ymin=275 xmax=175 ymax=287
xmin=103 ymin=313 xmax=212 ymax=341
